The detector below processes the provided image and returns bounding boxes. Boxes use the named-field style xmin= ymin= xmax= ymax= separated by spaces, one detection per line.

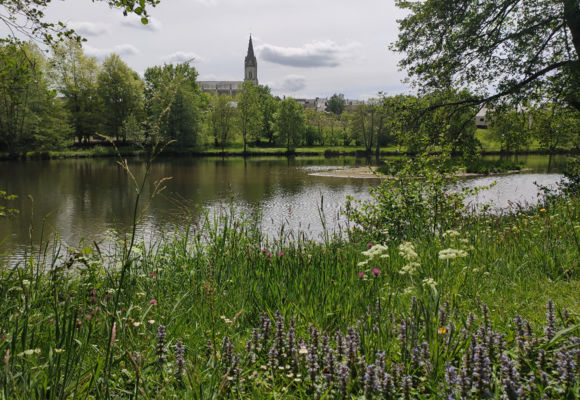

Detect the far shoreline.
xmin=1 ymin=146 xmax=578 ymax=162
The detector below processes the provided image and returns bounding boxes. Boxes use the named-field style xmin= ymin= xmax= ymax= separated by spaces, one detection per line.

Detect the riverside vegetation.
xmin=0 ymin=154 xmax=579 ymax=399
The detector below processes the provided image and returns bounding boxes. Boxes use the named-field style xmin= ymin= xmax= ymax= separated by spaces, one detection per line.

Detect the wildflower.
xmin=17 ymin=348 xmax=41 ymax=357
xmin=298 ymin=344 xmax=308 ymax=355
xmin=157 ymin=325 xmax=168 ymax=365
xmin=422 ymin=278 xmax=437 ymax=291
xmin=148 ymin=319 xmax=155 ymax=324
xmin=21 ymin=279 xmax=30 ymax=287
xmin=174 ymin=341 xmax=185 ymax=383
xmin=438 ymin=248 xmax=468 ymax=260
xmin=544 ymin=300 xmax=556 ymax=341
xmin=132 ymin=322 xmax=141 ymax=327
xmin=358 ymin=272 xmax=365 ymax=279
xmin=372 ymin=268 xmax=381 ymax=276
xmin=442 ymin=229 xmax=460 ymax=238
xmin=540 ymin=208 xmax=546 ymax=212
xmin=267 ymin=252 xmax=271 ymax=259
xmin=357 ymin=260 xmax=368 ymax=267
xmin=438 ymin=326 xmax=448 ymax=335
xmin=399 ymin=261 xmax=420 ymax=275
xmin=278 ymin=251 xmax=284 ymax=257
xmin=261 ymin=248 xmax=267 ymax=253
xmin=149 ymin=299 xmax=157 ymax=306
xmin=54 ymin=348 xmax=65 ymax=353
xmin=362 ymin=244 xmax=388 ymax=259
xmin=398 ymin=242 xmax=418 ymax=260
xmin=150 ymin=272 xmax=156 ymax=278
xmin=367 ymin=242 xmax=373 ymax=248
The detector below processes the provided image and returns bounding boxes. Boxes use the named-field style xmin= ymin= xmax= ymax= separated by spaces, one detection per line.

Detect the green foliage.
xmin=489 ymin=106 xmax=532 ymax=153
xmin=208 ymin=94 xmax=236 ymax=150
xmin=275 ymin=97 xmax=305 ymax=152
xmin=256 ymin=85 xmax=277 ymax=145
xmin=237 ymin=81 xmax=262 ymax=153
xmin=532 ymin=103 xmax=580 ymax=152
xmin=345 ymin=155 xmax=471 ymax=242
xmin=0 ymin=193 xmax=579 ymax=397
xmin=49 ymin=39 xmax=102 ymax=144
xmin=393 ymin=0 xmax=580 ymax=111
xmin=463 ymin=158 xmax=523 ymax=174
xmin=144 ymin=62 xmax=203 ymax=146
xmin=327 ymin=92 xmax=346 ymax=115
xmin=97 ymin=54 xmax=144 ymax=142
xmin=0 ymin=41 xmax=71 ymax=153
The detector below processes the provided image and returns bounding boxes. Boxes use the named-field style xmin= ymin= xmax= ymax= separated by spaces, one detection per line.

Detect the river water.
xmin=0 ymin=154 xmax=569 ymax=259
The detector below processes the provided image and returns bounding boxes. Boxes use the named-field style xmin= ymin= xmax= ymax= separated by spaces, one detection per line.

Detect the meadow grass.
xmin=0 ymin=174 xmax=579 ymax=398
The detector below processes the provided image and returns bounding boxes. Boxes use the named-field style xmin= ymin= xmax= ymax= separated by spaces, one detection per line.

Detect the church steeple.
xmin=244 ymin=35 xmax=258 ymax=84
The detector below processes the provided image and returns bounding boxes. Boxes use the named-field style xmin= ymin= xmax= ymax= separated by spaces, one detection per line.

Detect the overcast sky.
xmin=19 ymin=0 xmax=410 ymax=99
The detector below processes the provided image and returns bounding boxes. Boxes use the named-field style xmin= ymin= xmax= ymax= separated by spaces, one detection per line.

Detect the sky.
xmin=7 ymin=0 xmax=411 ymax=100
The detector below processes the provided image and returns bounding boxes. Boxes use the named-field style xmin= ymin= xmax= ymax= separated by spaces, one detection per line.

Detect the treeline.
xmin=1 ymin=40 xmax=579 ymax=155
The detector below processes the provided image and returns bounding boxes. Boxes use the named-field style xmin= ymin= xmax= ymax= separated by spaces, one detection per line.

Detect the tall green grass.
xmin=1 ymin=156 xmax=579 ymax=398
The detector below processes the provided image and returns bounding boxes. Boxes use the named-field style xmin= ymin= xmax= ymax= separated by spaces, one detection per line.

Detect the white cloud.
xmin=271 ymin=75 xmax=307 ymax=92
xmin=68 ymin=21 xmax=110 ymax=36
xmin=84 ymin=44 xmax=140 ymax=60
xmin=258 ymin=40 xmax=359 ymax=68
xmin=121 ymin=14 xmax=163 ymax=31
xmin=162 ymin=51 xmax=205 ymax=64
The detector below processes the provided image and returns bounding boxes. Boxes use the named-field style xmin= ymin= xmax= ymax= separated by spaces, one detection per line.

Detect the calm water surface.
xmin=0 ymin=155 xmax=568 ymax=258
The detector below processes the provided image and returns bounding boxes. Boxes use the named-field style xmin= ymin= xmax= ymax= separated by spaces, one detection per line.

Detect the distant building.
xmin=345 ymin=99 xmax=361 ymax=111
xmin=475 ymin=107 xmax=489 ymax=128
xmin=199 ymin=36 xmax=258 ymax=96
xmin=295 ymin=97 xmax=328 ymax=111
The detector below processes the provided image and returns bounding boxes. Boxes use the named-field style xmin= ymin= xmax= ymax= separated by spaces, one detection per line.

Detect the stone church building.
xmin=198 ymin=36 xmax=258 ymax=96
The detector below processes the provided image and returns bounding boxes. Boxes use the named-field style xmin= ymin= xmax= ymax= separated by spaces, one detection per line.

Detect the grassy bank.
xmin=1 ymin=179 xmax=579 ymax=398
xmin=3 ymin=137 xmax=578 ymax=161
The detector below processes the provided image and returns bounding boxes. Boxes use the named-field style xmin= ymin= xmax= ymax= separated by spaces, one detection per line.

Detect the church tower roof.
xmin=245 ymin=35 xmax=257 ymax=67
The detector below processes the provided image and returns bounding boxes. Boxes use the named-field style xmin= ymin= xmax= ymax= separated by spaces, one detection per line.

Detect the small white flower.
xmin=442 ymin=230 xmax=460 ymax=238
xmin=438 ymin=248 xmax=468 ymax=260
xmin=422 ymin=278 xmax=437 ymax=290
xmin=21 ymin=279 xmax=31 ymax=287
xmin=399 ymin=262 xmax=420 ymax=276
xmin=398 ymin=242 xmax=418 ymax=260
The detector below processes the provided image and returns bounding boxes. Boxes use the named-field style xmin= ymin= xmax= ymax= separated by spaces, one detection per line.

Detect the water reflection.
xmin=0 ymin=154 xmax=569 ymax=257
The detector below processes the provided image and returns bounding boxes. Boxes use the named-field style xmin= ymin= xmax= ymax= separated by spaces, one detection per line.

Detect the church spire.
xmin=245 ymin=35 xmax=256 ymax=67
xmin=244 ymin=35 xmax=258 ymax=84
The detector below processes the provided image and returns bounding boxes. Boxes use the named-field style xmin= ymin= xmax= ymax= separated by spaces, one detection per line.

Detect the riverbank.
xmin=1 ymin=180 xmax=578 ymax=398
xmin=1 ymin=144 xmax=578 ymax=162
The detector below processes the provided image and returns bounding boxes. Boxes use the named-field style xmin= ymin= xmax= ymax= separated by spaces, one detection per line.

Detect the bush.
xmin=345 ymin=154 xmax=475 ymax=242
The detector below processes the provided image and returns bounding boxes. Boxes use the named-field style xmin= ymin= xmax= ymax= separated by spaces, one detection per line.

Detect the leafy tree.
xmin=0 ymin=41 xmax=70 ymax=153
xmin=237 ymin=80 xmax=262 ymax=153
xmin=256 ymin=85 xmax=277 ymax=145
xmin=144 ymin=62 xmax=203 ymax=146
xmin=121 ymin=113 xmax=144 ymax=144
xmin=275 ymin=98 xmax=305 ymax=152
xmin=327 ymin=93 xmax=346 ymax=115
xmin=489 ymin=106 xmax=532 ymax=153
xmin=393 ymin=0 xmax=580 ymax=111
xmin=339 ymin=111 xmax=353 ymax=146
xmin=208 ymin=94 xmax=236 ymax=151
xmin=532 ymin=103 xmax=580 ymax=152
xmin=351 ymin=101 xmax=383 ymax=153
xmin=1 ymin=0 xmax=160 ymax=43
xmin=97 ymin=54 xmax=144 ymax=142
xmin=305 ymin=109 xmax=323 ymax=145
xmin=49 ymin=39 xmax=102 ymax=144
